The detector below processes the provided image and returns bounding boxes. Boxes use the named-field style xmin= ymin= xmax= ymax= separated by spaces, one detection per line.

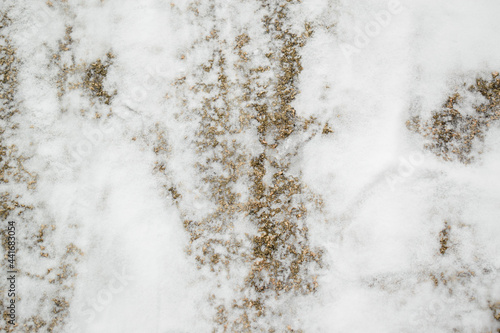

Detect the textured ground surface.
xmin=1 ymin=0 xmax=500 ymax=332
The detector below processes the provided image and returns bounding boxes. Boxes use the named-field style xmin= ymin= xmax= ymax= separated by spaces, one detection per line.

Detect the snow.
xmin=1 ymin=0 xmax=499 ymax=332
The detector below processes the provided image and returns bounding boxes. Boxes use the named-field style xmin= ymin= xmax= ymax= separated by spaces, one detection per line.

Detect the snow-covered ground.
xmin=1 ymin=0 xmax=500 ymax=332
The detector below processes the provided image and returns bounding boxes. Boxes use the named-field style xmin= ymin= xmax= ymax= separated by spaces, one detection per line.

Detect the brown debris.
xmin=83 ymin=53 xmax=116 ymax=105
xmin=161 ymin=1 xmax=323 ymax=331
xmin=407 ymin=72 xmax=500 ymax=164
xmin=439 ymin=221 xmax=450 ymax=255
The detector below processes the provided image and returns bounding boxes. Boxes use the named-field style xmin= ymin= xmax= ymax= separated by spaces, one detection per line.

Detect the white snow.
xmin=1 ymin=0 xmax=499 ymax=332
